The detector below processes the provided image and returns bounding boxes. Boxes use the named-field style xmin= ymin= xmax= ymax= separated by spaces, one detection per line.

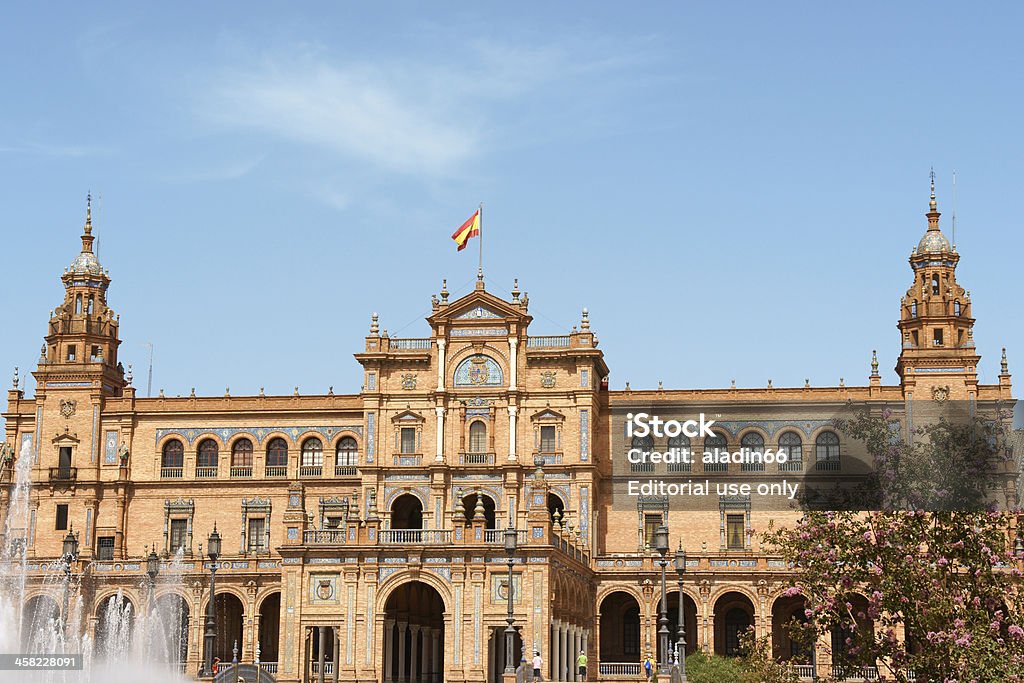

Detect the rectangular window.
xmin=726 ymin=514 xmax=745 ymax=550
xmin=58 ymin=447 xmax=72 ymax=475
xmin=97 ymin=536 xmax=115 ymax=561
xmin=90 ymin=345 xmax=102 ymax=361
xmin=66 ymin=345 xmax=76 ymax=361
xmin=540 ymin=426 xmax=556 ymax=453
xmin=169 ymin=519 xmax=188 ymax=553
xmin=400 ymin=427 xmax=416 ymax=454
xmin=55 ymin=504 xmax=69 ymax=531
xmin=643 ymin=513 xmax=662 ymax=549
xmin=247 ymin=517 xmax=267 ymax=553
xmin=933 ymin=328 xmax=944 ymax=346
xmin=325 ymin=516 xmax=343 ymax=529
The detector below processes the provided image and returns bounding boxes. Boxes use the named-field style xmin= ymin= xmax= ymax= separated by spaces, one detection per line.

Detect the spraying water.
xmin=0 ymin=441 xmax=190 ymax=683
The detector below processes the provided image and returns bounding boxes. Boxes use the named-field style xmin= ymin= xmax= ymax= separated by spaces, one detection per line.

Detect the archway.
xmin=21 ymin=594 xmax=60 ymax=650
xmin=830 ymin=593 xmax=873 ymax=667
xmin=461 ymin=491 xmax=497 ymax=529
xmin=599 ymin=591 xmax=641 ymax=664
xmin=772 ymin=595 xmax=811 ymax=662
xmin=547 ymin=494 xmax=565 ymax=525
xmin=713 ymin=592 xmax=755 ymax=657
xmin=382 ymin=580 xmax=445 ymax=683
xmin=391 ymin=494 xmax=424 ymax=530
xmin=210 ymin=592 xmax=244 ymax=663
xmin=259 ymin=592 xmax=281 ymax=664
xmin=153 ymin=593 xmax=190 ymax=666
xmin=659 ymin=591 xmax=698 ymax=663
xmin=95 ymin=592 xmax=135 ymax=661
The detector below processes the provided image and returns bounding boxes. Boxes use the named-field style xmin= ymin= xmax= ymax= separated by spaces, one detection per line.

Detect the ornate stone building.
xmin=0 ymin=182 xmax=1015 ymax=682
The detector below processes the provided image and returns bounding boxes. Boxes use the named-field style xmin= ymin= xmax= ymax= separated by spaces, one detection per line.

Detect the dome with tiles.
xmin=917 ymin=228 xmax=951 ymax=254
xmin=68 ymin=249 xmax=102 ymax=275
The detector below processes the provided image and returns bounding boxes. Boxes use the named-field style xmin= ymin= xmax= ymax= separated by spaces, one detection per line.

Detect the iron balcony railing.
xmin=48 ymin=467 xmax=77 ymax=482
xmin=265 ymin=465 xmax=288 ymax=477
xmin=378 ymin=529 xmax=451 ymax=544
xmin=195 ymin=466 xmax=218 ymax=479
xmin=160 ymin=467 xmax=184 ymax=479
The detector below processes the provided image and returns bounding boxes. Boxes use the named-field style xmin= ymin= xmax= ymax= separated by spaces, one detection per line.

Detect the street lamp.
xmin=653 ymin=525 xmax=670 ymax=670
xmin=503 ymin=519 xmax=519 ymax=678
xmin=203 ymin=524 xmax=222 ymax=677
xmin=673 ymin=541 xmax=687 ymax=679
xmin=61 ymin=526 xmax=79 ymax=636
xmin=146 ymin=545 xmax=161 ymax=609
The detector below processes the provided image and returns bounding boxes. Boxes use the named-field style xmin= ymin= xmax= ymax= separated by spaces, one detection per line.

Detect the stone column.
xmin=398 ymin=621 xmax=407 ymax=683
xmin=571 ymin=626 xmax=579 ymax=681
xmin=431 ymin=629 xmax=440 ymax=681
xmin=563 ymin=623 xmax=570 ymax=681
xmin=384 ymin=620 xmax=394 ymax=683
xmin=317 ymin=626 xmax=327 ymax=683
xmin=507 ymin=405 xmax=518 ymax=462
xmin=333 ymin=626 xmax=340 ymax=681
xmin=435 ymin=407 xmax=445 ymax=463
xmin=551 ymin=620 xmax=560 ymax=681
xmin=421 ymin=627 xmax=432 ymax=683
xmin=436 ymin=340 xmax=446 ymax=391
xmin=509 ymin=337 xmax=518 ymax=390
xmin=410 ymin=625 xmax=420 ymax=683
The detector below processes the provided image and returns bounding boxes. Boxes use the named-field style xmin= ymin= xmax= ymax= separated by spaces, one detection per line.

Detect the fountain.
xmin=0 ymin=441 xmax=192 ymax=683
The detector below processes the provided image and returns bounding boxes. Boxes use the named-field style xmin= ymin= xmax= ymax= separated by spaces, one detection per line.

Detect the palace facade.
xmin=1 ymin=182 xmax=1015 ymax=683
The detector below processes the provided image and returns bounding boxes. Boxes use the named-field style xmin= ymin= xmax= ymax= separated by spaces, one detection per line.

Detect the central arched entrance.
xmin=713 ymin=592 xmax=755 ymax=657
xmin=390 ymin=494 xmax=424 ymax=530
xmin=153 ymin=593 xmax=190 ymax=666
xmin=382 ymin=581 xmax=445 ymax=683
xmin=599 ymin=591 xmax=642 ymax=665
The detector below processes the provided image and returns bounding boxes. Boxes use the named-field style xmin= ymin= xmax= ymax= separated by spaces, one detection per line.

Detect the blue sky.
xmin=1 ymin=2 xmax=1022 ymax=404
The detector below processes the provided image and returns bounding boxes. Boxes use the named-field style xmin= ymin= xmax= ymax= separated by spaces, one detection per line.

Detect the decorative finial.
xmin=871 ymin=350 xmax=879 ymax=376
xmin=929 ymin=167 xmax=937 ymax=211
xmin=40 ymin=343 xmax=47 ymax=361
xmin=1002 ymin=347 xmax=1009 ymax=375
xmin=259 ymin=386 xmax=265 ymax=397
xmin=328 ymin=385 xmax=334 ymax=396
xmin=11 ymin=367 xmax=18 ymax=389
xmin=477 ymin=267 xmax=484 ymax=282
xmin=224 ymin=387 xmax=230 ymax=397
xmin=767 ymin=379 xmax=773 ymax=388
xmin=658 ymin=380 xmax=663 ymax=391
xmin=370 ymin=312 xmax=379 ymax=335
xmin=158 ymin=388 xmax=165 ymax=398
xmin=189 ymin=387 xmax=196 ymax=397
xmin=624 ymin=381 xmax=631 ymax=391
xmin=512 ymin=278 xmax=520 ymax=301
xmin=839 ymin=377 xmax=845 ymax=388
xmin=731 ymin=379 xmax=736 ymax=389
xmin=473 ymin=490 xmax=485 ymax=521
xmin=125 ymin=364 xmax=133 ymax=385
xmin=440 ymin=279 xmax=449 ymax=302
xmin=581 ymin=307 xmax=590 ymax=330
xmin=85 ymin=192 xmax=93 ymax=235
xmin=294 ymin=386 xmax=299 ymax=396
xmin=805 ymin=378 xmax=810 ymax=388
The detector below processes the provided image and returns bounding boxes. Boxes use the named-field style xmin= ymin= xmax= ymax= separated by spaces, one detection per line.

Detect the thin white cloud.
xmin=163 ymin=156 xmax=264 ymax=183
xmin=195 ymin=38 xmax=656 ymax=179
xmin=0 ymin=142 xmax=111 ymax=157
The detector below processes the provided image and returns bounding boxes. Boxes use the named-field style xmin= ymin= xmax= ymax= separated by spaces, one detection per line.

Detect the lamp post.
xmin=673 ymin=542 xmax=687 ymax=680
xmin=146 ymin=546 xmax=161 ymax=609
xmin=203 ymin=524 xmax=222 ymax=677
xmin=653 ymin=525 xmax=670 ymax=671
xmin=61 ymin=526 xmax=79 ymax=637
xmin=503 ymin=521 xmax=518 ymax=679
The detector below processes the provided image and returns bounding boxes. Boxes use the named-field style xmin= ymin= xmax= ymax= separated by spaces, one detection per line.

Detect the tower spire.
xmin=927 ymin=168 xmax=940 ymax=230
xmin=84 ymin=192 xmax=93 ymax=236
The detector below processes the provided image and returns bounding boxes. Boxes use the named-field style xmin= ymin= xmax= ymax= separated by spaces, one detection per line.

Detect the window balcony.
xmin=304 ymin=529 xmax=348 ymax=545
xmin=779 ymin=460 xmax=804 ymax=472
xmin=483 ymin=529 xmax=529 ymax=544
xmin=815 ymin=460 xmax=841 ymax=471
xmin=532 ymin=452 xmax=563 ymax=465
xmin=298 ymin=465 xmax=323 ymax=478
xmin=378 ymin=529 xmax=451 ymax=544
xmin=195 ymin=466 xmax=218 ymax=479
xmin=459 ymin=451 xmax=494 ymax=465
xmin=230 ymin=466 xmax=253 ymax=478
xmin=334 ymin=465 xmax=358 ymax=477
xmin=265 ymin=465 xmax=288 ymax=478
xmin=160 ymin=467 xmax=184 ymax=479
xmin=48 ymin=467 xmax=77 ymax=482
xmin=392 ymin=453 xmax=423 ymax=466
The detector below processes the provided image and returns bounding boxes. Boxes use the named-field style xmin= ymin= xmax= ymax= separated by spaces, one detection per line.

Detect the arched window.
xmin=954 ymin=300 xmax=961 ymax=316
xmin=704 ymin=432 xmax=728 ymax=472
xmin=668 ymin=434 xmax=690 ymax=472
xmin=469 ymin=421 xmax=487 ymax=453
xmin=75 ymin=294 xmax=82 ymax=314
xmin=301 ymin=438 xmax=323 ymax=467
xmin=161 ymin=440 xmax=184 ymax=469
xmin=266 ymin=438 xmax=288 ymax=467
xmin=815 ymin=431 xmax=840 ymax=470
xmin=87 ymin=295 xmax=94 ymax=314
xmin=630 ymin=435 xmax=654 ymax=473
xmin=740 ymin=432 xmax=765 ymax=471
xmin=778 ymin=432 xmax=803 ymax=471
xmin=197 ymin=439 xmax=218 ymax=468
xmin=231 ymin=438 xmax=253 ymax=467
xmin=724 ymin=608 xmax=752 ymax=656
xmin=336 ymin=437 xmax=358 ymax=468
xmin=931 ymin=274 xmax=940 ymax=295
xmin=911 ymin=301 xmax=917 ymax=318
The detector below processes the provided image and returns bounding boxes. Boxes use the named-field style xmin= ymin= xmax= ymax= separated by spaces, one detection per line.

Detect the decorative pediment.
xmin=454 ymin=305 xmax=503 ymax=320
xmin=531 ymin=408 xmax=565 ymax=422
xmin=391 ymin=410 xmax=425 ymax=423
xmin=52 ymin=429 xmax=80 ymax=444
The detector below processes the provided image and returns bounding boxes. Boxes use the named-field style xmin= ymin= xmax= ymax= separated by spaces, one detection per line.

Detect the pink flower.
xmin=1008 ymin=625 xmax=1024 ymax=639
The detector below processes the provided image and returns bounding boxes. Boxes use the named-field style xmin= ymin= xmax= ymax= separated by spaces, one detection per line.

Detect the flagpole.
xmin=478 ymin=201 xmax=484 ymax=282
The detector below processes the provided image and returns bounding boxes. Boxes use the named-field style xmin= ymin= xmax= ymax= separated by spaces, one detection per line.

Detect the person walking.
xmin=576 ymin=649 xmax=588 ymax=681
xmin=642 ymin=652 xmax=654 ymax=682
xmin=532 ymin=650 xmax=543 ymax=682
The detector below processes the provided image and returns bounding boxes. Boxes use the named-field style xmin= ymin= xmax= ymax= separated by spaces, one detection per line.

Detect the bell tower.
xmin=895 ymin=172 xmax=980 ymax=399
xmin=33 ymin=195 xmax=126 ymax=396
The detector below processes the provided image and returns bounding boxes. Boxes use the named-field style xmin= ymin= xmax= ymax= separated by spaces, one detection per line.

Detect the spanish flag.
xmin=451 ymin=210 xmax=481 ymax=251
